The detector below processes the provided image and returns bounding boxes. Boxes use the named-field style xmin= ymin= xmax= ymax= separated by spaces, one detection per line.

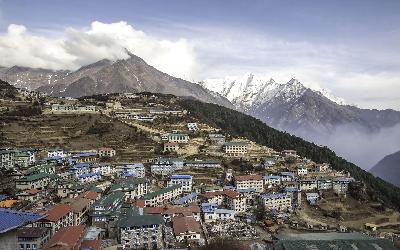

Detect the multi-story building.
xmin=224 ymin=189 xmax=247 ymax=213
xmin=259 ymin=193 xmax=292 ymax=211
xmin=150 ymin=158 xmax=184 ymax=176
xmin=199 ymin=189 xmax=246 ymax=213
xmin=317 ymin=177 xmax=333 ymax=190
xmin=140 ymin=185 xmax=183 ymax=207
xmin=280 ymin=172 xmax=295 ymax=182
xmin=297 ymin=165 xmax=308 ymax=176
xmin=223 ymin=142 xmax=248 ymax=157
xmin=234 ymin=175 xmax=263 ymax=193
xmin=0 ymin=149 xmax=16 ymax=169
xmin=33 ymin=204 xmax=74 ymax=236
xmin=17 ymin=227 xmax=50 ymax=250
xmin=172 ymin=216 xmax=202 ymax=243
xmin=263 ymin=175 xmax=281 ymax=188
xmin=69 ymin=163 xmax=91 ymax=177
xmin=144 ymin=204 xmax=201 ymax=222
xmin=90 ymin=191 xmax=125 ymax=228
xmin=109 ymin=178 xmax=149 ymax=201
xmin=299 ymin=179 xmax=318 ymax=191
xmin=184 ymin=160 xmax=222 ymax=169
xmin=333 ymin=178 xmax=354 ymax=194
xmin=90 ymin=163 xmax=112 ymax=176
xmin=78 ymin=172 xmax=101 ymax=183
xmin=163 ymin=142 xmax=179 ymax=152
xmin=47 ymin=148 xmax=65 ymax=158
xmin=71 ymin=152 xmax=98 ymax=163
xmin=17 ymin=189 xmax=45 ymax=202
xmin=161 ymin=133 xmax=190 ymax=143
xmin=187 ymin=123 xmax=198 ymax=131
xmin=208 ymin=134 xmax=226 ymax=144
xmin=16 ymin=173 xmax=50 ymax=190
xmin=201 ymin=203 xmax=235 ymax=223
xmin=118 ymin=209 xmax=164 ymax=250
xmin=97 ymin=147 xmax=116 ymax=158
xmin=118 ymin=163 xmax=145 ymax=178
xmin=168 ymin=175 xmax=193 ymax=192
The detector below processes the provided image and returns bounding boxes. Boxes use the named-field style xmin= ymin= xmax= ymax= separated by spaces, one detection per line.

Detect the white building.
xmin=47 ymin=148 xmax=65 ymax=158
xmin=259 ymin=193 xmax=292 ymax=211
xmin=161 ymin=133 xmax=189 ymax=143
xmin=163 ymin=143 xmax=179 ymax=152
xmin=119 ymin=211 xmax=164 ymax=250
xmin=187 ymin=123 xmax=199 ymax=131
xmin=0 ymin=149 xmax=16 ymax=169
xmin=118 ymin=163 xmax=146 ymax=178
xmin=110 ymin=178 xmax=149 ymax=200
xmin=234 ymin=175 xmax=264 ymax=193
xmin=297 ymin=165 xmax=308 ymax=176
xmin=168 ymin=175 xmax=193 ymax=192
xmin=97 ymin=147 xmax=116 ymax=158
xmin=151 ymin=158 xmax=184 ymax=176
xmin=223 ymin=142 xmax=248 ymax=157
xmin=78 ymin=172 xmax=101 ymax=183
xmin=141 ymin=185 xmax=183 ymax=207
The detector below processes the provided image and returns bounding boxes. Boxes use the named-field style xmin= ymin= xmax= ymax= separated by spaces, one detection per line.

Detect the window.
xmin=26 ymin=244 xmax=31 ymax=249
xmin=32 ymin=244 xmax=37 ymax=250
xmin=19 ymin=244 xmax=24 ymax=250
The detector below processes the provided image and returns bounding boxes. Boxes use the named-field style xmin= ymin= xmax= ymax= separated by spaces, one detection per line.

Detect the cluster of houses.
xmin=2 ymin=95 xmax=390 ymax=250
xmin=0 ymin=139 xmax=361 ymax=250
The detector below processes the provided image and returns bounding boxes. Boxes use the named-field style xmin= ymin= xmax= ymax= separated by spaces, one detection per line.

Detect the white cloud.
xmin=0 ymin=21 xmax=198 ymax=80
xmin=0 ymin=20 xmax=399 ymax=110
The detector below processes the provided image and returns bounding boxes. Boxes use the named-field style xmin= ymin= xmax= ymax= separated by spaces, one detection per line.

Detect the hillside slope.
xmin=178 ymin=98 xmax=400 ymax=208
xmin=371 ymin=151 xmax=400 ymax=187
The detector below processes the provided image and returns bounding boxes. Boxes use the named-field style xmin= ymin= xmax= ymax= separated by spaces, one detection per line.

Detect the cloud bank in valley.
xmin=0 ymin=21 xmax=198 ymax=80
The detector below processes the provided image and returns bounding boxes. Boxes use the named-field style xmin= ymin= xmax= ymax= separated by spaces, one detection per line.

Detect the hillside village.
xmin=0 ymin=85 xmax=399 ymax=250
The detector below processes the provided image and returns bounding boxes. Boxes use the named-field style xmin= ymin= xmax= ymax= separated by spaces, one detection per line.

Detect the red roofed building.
xmin=44 ymin=225 xmax=85 ymax=250
xmin=77 ymin=191 xmax=100 ymax=202
xmin=80 ymin=239 xmax=101 ymax=250
xmin=172 ymin=216 xmax=202 ymax=242
xmin=33 ymin=204 xmax=74 ymax=236
xmin=199 ymin=190 xmax=246 ymax=213
xmin=144 ymin=204 xmax=201 ymax=222
xmin=234 ymin=175 xmax=264 ymax=192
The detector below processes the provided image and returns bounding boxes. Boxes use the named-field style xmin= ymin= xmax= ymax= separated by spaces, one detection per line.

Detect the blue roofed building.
xmin=259 ymin=193 xmax=292 ymax=211
xmin=0 ymin=208 xmax=46 ymax=250
xmin=168 ymin=175 xmax=193 ymax=192
xmin=263 ymin=175 xmax=281 ymax=188
xmin=201 ymin=203 xmax=235 ymax=223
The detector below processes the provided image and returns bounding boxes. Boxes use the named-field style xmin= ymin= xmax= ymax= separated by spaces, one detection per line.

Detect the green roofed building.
xmin=142 ymin=185 xmax=183 ymax=207
xmin=16 ymin=172 xmax=50 ymax=190
xmin=90 ymin=191 xmax=125 ymax=234
xmin=273 ymin=232 xmax=396 ymax=250
xmin=118 ymin=207 xmax=164 ymax=249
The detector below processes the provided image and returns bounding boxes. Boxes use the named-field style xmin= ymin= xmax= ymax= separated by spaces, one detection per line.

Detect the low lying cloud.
xmin=0 ymin=21 xmax=198 ymax=80
xmin=304 ymin=124 xmax=400 ymax=170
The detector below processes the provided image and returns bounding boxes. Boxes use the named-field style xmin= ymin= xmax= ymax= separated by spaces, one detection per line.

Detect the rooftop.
xmin=0 ymin=208 xmax=45 ymax=233
xmin=172 ymin=216 xmax=201 ymax=235
xmin=44 ymin=225 xmax=85 ymax=250
xmin=143 ymin=185 xmax=182 ymax=200
xmin=42 ymin=204 xmax=72 ymax=222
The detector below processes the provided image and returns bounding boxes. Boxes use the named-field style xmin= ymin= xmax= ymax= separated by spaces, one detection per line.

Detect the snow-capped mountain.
xmin=200 ymin=73 xmax=345 ymax=109
xmin=201 ymin=73 xmax=400 ymax=169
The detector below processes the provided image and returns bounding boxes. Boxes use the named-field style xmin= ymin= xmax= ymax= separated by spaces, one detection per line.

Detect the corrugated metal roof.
xmin=0 ymin=208 xmax=45 ymax=233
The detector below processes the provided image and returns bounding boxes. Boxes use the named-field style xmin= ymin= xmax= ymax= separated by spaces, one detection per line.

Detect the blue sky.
xmin=0 ymin=0 xmax=399 ymax=109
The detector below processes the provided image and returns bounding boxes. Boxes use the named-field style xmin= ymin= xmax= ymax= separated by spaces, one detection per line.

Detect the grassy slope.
xmin=178 ymin=99 xmax=400 ymax=209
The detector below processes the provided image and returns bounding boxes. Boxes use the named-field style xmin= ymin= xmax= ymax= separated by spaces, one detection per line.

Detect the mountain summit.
xmin=0 ymin=53 xmax=233 ymax=108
